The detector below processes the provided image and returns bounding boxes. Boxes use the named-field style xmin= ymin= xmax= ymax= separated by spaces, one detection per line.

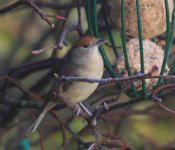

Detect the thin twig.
xmin=26 ymin=0 xmax=63 ymax=28
xmin=56 ymin=25 xmax=80 ymax=49
xmin=1 ymin=76 xmax=44 ymax=102
xmin=0 ymin=0 xmax=65 ymax=27
xmin=51 ymin=0 xmax=76 ymax=57
xmin=152 ymin=83 xmax=175 ymax=116
xmin=32 ymin=45 xmax=58 ymax=55
xmin=49 ymin=111 xmax=66 ymax=146
xmin=32 ymin=24 xmax=82 ymax=55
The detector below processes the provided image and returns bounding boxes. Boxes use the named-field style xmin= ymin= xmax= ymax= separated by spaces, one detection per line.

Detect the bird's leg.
xmin=74 ymin=104 xmax=82 ymax=116
xmin=74 ymin=103 xmax=92 ymax=116
xmin=79 ymin=102 xmax=92 ymax=116
xmin=54 ymin=73 xmax=91 ymax=117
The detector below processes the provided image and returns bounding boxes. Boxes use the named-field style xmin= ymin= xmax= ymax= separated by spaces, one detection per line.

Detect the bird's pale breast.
xmin=63 ymin=49 xmax=103 ymax=104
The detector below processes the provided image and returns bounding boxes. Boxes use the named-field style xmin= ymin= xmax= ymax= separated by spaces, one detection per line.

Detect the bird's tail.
xmin=27 ymin=101 xmax=56 ymax=135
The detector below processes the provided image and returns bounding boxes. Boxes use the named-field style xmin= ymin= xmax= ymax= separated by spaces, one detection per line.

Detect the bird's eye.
xmin=83 ymin=44 xmax=89 ymax=48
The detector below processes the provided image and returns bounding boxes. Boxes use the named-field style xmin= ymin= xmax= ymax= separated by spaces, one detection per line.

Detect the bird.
xmin=27 ymin=35 xmax=105 ymax=134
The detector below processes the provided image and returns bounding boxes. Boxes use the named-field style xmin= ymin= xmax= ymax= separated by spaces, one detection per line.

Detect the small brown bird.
xmin=27 ymin=36 xmax=105 ymax=134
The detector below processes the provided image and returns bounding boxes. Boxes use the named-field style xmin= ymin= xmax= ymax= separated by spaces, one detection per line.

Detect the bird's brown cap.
xmin=73 ymin=36 xmax=97 ymax=48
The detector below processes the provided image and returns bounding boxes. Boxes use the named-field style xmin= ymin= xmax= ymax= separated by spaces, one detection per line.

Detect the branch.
xmin=32 ymin=25 xmax=82 ymax=54
xmin=0 ymin=0 xmax=65 ymax=28
xmin=26 ymin=0 xmax=65 ymax=28
xmin=0 ymin=96 xmax=65 ymax=110
xmin=152 ymin=83 xmax=175 ymax=116
xmin=53 ymin=74 xmax=90 ymax=119
xmin=51 ymin=0 xmax=80 ymax=57
xmin=0 ymin=1 xmax=26 ymax=14
xmin=0 ymin=1 xmax=84 ymax=14
xmin=53 ymin=25 xmax=79 ymax=49
xmin=61 ymin=74 xmax=175 ymax=84
xmin=0 ymin=96 xmax=40 ymax=109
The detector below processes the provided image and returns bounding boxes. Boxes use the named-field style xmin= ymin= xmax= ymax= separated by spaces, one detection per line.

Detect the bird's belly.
xmin=63 ymin=82 xmax=99 ymax=104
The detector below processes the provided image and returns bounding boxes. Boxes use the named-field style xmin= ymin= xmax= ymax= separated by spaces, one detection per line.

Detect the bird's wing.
xmin=57 ymin=50 xmax=79 ymax=92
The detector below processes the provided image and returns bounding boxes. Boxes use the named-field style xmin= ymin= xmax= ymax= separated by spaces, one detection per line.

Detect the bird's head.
xmin=72 ymin=36 xmax=106 ymax=53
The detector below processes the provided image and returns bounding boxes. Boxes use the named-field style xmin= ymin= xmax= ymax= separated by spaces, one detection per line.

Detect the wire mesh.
xmin=85 ymin=0 xmax=175 ymax=99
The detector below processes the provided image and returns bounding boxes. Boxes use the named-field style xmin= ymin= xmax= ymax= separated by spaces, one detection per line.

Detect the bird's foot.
xmin=79 ymin=102 xmax=92 ymax=116
xmin=74 ymin=103 xmax=92 ymax=117
xmin=74 ymin=104 xmax=82 ymax=116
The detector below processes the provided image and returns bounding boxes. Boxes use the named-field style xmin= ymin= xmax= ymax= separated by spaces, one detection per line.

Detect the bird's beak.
xmin=96 ymin=39 xmax=106 ymax=46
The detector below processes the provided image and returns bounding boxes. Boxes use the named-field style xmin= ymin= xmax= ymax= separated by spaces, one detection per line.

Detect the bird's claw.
xmin=79 ymin=102 xmax=92 ymax=116
xmin=74 ymin=104 xmax=82 ymax=116
xmin=74 ymin=103 xmax=92 ymax=116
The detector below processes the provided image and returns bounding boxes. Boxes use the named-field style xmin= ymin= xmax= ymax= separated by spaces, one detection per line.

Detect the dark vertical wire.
xmin=167 ymin=1 xmax=175 ymax=75
xmin=85 ymin=0 xmax=93 ymax=34
xmin=121 ymin=0 xmax=139 ymax=97
xmin=101 ymin=0 xmax=119 ymax=59
xmin=91 ymin=0 xmax=117 ymax=77
xmin=136 ymin=0 xmax=147 ymax=98
xmin=157 ymin=0 xmax=171 ymax=85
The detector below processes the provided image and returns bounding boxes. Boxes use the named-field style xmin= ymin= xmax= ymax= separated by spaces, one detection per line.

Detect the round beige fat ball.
xmin=116 ymin=39 xmax=169 ymax=91
xmin=105 ymin=0 xmax=173 ymax=39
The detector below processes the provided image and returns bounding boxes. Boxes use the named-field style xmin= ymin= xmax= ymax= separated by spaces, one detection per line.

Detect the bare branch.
xmin=0 ymin=1 xmax=26 ymax=14
xmin=26 ymin=0 xmax=65 ymax=28
xmin=0 ymin=1 xmax=84 ymax=14
xmin=61 ymin=74 xmax=175 ymax=84
xmin=152 ymin=83 xmax=175 ymax=116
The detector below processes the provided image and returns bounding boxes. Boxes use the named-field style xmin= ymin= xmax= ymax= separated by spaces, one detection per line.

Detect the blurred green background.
xmin=0 ymin=0 xmax=175 ymax=150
